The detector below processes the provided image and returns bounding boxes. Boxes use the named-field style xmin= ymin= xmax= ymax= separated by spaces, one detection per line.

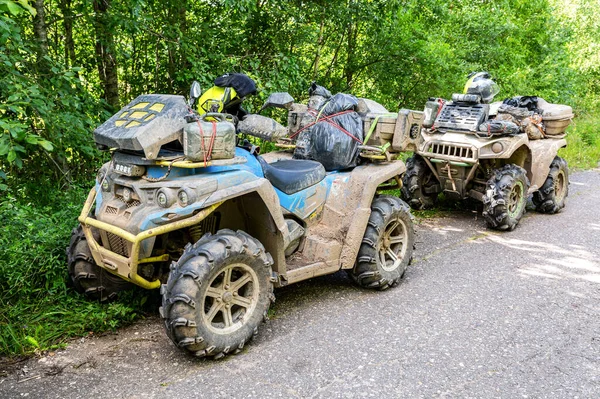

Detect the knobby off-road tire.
xmin=161 ymin=229 xmax=274 ymax=359
xmin=402 ymin=155 xmax=439 ymax=210
xmin=66 ymin=224 xmax=131 ymax=301
xmin=532 ymin=156 xmax=569 ymax=214
xmin=350 ymin=196 xmax=415 ymax=290
xmin=482 ymin=164 xmax=530 ymax=231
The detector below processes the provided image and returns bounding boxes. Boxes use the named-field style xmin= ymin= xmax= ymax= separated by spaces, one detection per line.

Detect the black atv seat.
xmin=257 ymin=157 xmax=326 ymax=195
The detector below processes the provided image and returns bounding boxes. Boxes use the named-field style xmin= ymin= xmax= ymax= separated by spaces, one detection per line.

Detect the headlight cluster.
xmin=122 ymin=187 xmax=133 ymax=203
xmin=156 ymin=190 xmax=173 ymax=208
xmin=97 ymin=170 xmax=111 ymax=192
xmin=155 ymin=187 xmax=196 ymax=208
xmin=480 ymin=140 xmax=506 ymax=157
xmin=114 ymin=163 xmax=145 ymax=177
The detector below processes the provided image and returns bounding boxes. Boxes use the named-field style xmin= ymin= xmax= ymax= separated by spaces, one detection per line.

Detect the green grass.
xmin=0 ymin=186 xmax=153 ymax=357
xmin=559 ymin=114 xmax=600 ymax=169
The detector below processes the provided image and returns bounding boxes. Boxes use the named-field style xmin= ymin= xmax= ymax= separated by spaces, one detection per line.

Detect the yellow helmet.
xmin=463 ymin=72 xmax=500 ymax=103
xmin=196 ymin=86 xmax=240 ymax=115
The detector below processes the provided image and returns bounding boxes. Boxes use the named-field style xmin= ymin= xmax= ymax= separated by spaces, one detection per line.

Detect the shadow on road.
xmin=486 ymin=232 xmax=600 ymax=285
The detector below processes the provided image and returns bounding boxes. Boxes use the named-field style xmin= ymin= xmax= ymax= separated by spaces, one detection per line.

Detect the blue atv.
xmin=67 ymin=80 xmax=415 ymax=358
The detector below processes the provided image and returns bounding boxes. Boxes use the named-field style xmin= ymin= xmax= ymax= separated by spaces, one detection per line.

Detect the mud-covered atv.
xmin=67 ymin=82 xmax=416 ymax=358
xmin=401 ymin=76 xmax=573 ymax=230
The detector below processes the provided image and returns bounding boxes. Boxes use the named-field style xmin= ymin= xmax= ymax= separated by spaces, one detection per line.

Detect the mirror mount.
xmin=188 ymin=81 xmax=202 ymax=108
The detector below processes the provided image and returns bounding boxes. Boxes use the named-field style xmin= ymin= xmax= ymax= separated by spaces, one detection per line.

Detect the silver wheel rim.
xmin=554 ymin=170 xmax=567 ymax=203
xmin=202 ymin=263 xmax=259 ymax=335
xmin=378 ymin=218 xmax=409 ymax=272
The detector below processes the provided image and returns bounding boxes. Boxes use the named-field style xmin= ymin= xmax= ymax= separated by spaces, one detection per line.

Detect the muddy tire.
xmin=532 ymin=156 xmax=569 ymax=214
xmin=350 ymin=196 xmax=415 ymax=290
xmin=66 ymin=224 xmax=131 ymax=301
xmin=402 ymin=155 xmax=439 ymax=210
xmin=482 ymin=164 xmax=529 ymax=231
xmin=161 ymin=229 xmax=274 ymax=359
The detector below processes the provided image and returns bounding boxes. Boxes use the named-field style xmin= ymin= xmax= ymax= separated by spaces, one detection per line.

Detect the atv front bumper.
xmin=78 ymin=187 xmax=222 ymax=289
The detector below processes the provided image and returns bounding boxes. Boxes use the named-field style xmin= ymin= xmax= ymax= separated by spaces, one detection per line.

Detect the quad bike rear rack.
xmin=78 ymin=187 xmax=222 ymax=289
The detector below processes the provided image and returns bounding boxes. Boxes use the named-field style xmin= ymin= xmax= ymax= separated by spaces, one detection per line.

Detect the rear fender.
xmin=527 ymin=138 xmax=567 ymax=192
xmin=320 ymin=161 xmax=407 ymax=269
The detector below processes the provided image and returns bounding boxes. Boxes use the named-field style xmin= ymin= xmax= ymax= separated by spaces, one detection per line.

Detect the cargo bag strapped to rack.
xmin=501 ymin=96 xmax=574 ymax=138
xmin=292 ymin=93 xmax=363 ymax=171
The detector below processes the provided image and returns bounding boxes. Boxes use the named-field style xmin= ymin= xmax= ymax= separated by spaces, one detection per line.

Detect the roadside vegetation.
xmin=1 ymin=0 xmax=599 ymax=357
xmin=559 ymin=115 xmax=600 ymax=169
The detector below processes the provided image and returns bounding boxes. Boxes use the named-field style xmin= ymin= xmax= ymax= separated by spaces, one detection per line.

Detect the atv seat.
xmin=257 ymin=157 xmax=326 ymax=195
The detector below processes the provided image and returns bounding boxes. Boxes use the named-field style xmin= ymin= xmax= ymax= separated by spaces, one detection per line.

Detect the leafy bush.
xmin=0 ymin=187 xmax=152 ymax=356
xmin=559 ymin=115 xmax=600 ymax=169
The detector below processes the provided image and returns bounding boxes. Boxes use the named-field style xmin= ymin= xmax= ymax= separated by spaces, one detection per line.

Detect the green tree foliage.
xmin=0 ymin=8 xmax=109 ymax=200
xmin=0 ymin=0 xmax=595 ymax=181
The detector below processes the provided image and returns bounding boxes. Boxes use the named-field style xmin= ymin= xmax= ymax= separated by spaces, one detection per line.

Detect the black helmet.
xmin=463 ymin=72 xmax=500 ymax=103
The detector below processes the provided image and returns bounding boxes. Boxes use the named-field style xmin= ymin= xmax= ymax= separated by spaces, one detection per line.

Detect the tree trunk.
xmin=344 ymin=21 xmax=355 ymax=90
xmin=59 ymin=0 xmax=76 ymax=68
xmin=33 ymin=0 xmax=48 ymax=58
xmin=93 ymin=0 xmax=119 ymax=109
xmin=312 ymin=19 xmax=325 ymax=80
xmin=176 ymin=1 xmax=189 ymax=95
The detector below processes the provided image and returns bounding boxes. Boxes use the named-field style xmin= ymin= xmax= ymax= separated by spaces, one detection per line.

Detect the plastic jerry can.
xmin=183 ymin=113 xmax=236 ymax=161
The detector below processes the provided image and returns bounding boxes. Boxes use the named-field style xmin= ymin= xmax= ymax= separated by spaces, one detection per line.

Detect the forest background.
xmin=1 ymin=0 xmax=599 ymax=356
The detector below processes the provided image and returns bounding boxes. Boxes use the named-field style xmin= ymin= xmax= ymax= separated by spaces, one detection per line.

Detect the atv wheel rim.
xmin=507 ymin=181 xmax=525 ymax=218
xmin=554 ymin=170 xmax=567 ymax=203
xmin=379 ymin=218 xmax=409 ymax=272
xmin=202 ymin=263 xmax=259 ymax=335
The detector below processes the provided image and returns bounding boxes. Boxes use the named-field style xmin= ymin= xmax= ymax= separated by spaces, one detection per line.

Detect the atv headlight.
xmin=156 ymin=189 xmax=174 ymax=208
xmin=178 ymin=190 xmax=188 ymax=206
xmin=122 ymin=187 xmax=133 ymax=203
xmin=157 ymin=192 xmax=167 ymax=207
xmin=114 ymin=162 xmax=145 ymax=177
xmin=97 ymin=169 xmax=111 ymax=192
xmin=177 ymin=188 xmax=195 ymax=207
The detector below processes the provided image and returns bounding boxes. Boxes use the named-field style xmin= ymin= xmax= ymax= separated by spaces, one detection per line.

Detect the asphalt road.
xmin=2 ymin=170 xmax=599 ymax=399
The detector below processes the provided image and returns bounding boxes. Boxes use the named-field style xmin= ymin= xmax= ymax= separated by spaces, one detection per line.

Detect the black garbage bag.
xmin=307 ymin=82 xmax=332 ymax=110
xmin=308 ymin=82 xmax=332 ymax=98
xmin=214 ymin=73 xmax=257 ymax=98
xmin=294 ymin=93 xmax=363 ymax=171
xmin=502 ymin=96 xmax=542 ymax=113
